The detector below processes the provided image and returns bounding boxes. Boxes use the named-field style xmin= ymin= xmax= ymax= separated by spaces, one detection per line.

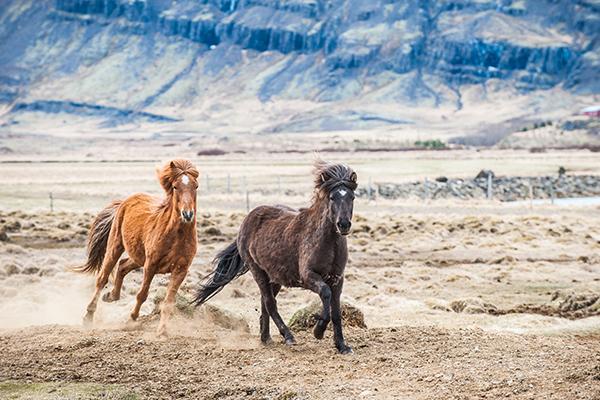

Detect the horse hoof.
xmin=284 ymin=337 xmax=296 ymax=346
xmin=313 ymin=326 xmax=325 ymax=340
xmin=338 ymin=345 xmax=353 ymax=355
xmin=83 ymin=312 xmax=93 ymax=327
xmin=261 ymin=337 xmax=273 ymax=345
xmin=124 ymin=318 xmax=141 ymax=331
xmin=102 ymin=292 xmax=116 ymax=303
xmin=157 ymin=329 xmax=168 ymax=338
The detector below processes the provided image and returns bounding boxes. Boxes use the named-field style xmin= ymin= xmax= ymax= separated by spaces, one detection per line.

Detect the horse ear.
xmin=350 ymin=171 xmax=357 ymax=182
xmin=170 ymin=161 xmax=176 ymax=169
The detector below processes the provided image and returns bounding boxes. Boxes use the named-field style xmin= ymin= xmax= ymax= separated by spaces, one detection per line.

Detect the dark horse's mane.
xmin=312 ymin=159 xmax=358 ymax=197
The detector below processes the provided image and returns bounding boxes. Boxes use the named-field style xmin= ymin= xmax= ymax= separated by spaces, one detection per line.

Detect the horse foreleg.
xmin=157 ymin=266 xmax=188 ymax=337
xmin=303 ymin=271 xmax=332 ymax=340
xmin=103 ymin=258 xmax=141 ymax=303
xmin=330 ymin=278 xmax=352 ymax=354
xmin=129 ymin=261 xmax=157 ymax=322
xmin=83 ymin=242 xmax=123 ymax=325
xmin=260 ymin=283 xmax=281 ymax=344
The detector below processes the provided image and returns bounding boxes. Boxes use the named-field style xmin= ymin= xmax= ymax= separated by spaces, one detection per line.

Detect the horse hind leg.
xmin=129 ymin=258 xmax=158 ymax=322
xmin=157 ymin=266 xmax=188 ymax=337
xmin=83 ymin=238 xmax=124 ymax=325
xmin=253 ymin=268 xmax=295 ymax=345
xmin=102 ymin=258 xmax=141 ymax=303
xmin=260 ymin=283 xmax=281 ymax=344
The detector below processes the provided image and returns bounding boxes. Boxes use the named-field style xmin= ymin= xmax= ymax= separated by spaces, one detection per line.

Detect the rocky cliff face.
xmin=0 ymin=0 xmax=598 ymax=132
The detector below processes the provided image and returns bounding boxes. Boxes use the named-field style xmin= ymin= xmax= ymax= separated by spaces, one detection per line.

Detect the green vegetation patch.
xmin=0 ymin=381 xmax=138 ymax=400
xmin=414 ymin=139 xmax=447 ymax=149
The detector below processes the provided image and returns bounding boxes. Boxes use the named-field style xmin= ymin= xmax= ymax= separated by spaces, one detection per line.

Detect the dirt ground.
xmin=1 ymin=324 xmax=599 ymax=400
xmin=0 ymin=205 xmax=599 ymax=399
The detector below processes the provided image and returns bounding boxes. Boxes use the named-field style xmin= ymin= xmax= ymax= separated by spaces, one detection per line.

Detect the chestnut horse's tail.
xmin=193 ymin=240 xmax=248 ymax=306
xmin=73 ymin=200 xmax=122 ymax=274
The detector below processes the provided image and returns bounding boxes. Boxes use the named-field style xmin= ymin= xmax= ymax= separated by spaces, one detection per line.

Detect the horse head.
xmin=314 ymin=160 xmax=358 ymax=236
xmin=158 ymin=159 xmax=199 ymax=224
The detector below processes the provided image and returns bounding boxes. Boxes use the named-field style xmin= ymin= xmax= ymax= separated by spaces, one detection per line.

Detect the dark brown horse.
xmin=193 ymin=160 xmax=357 ymax=353
xmin=75 ymin=159 xmax=199 ymax=336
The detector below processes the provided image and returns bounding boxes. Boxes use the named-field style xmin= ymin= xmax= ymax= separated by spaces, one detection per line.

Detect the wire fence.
xmin=37 ymin=173 xmax=595 ymax=214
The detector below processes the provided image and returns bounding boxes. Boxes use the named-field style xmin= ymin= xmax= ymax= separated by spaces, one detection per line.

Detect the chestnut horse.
xmin=75 ymin=159 xmax=199 ymax=336
xmin=193 ymin=160 xmax=357 ymax=353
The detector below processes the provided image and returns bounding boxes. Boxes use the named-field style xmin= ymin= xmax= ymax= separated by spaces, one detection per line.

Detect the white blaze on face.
xmin=181 ymin=175 xmax=190 ymax=185
xmin=339 ymin=189 xmax=347 ymax=197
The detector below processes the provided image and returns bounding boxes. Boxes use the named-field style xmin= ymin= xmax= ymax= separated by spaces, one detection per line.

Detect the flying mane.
xmin=312 ymin=159 xmax=357 ymax=198
xmin=157 ymin=159 xmax=199 ymax=194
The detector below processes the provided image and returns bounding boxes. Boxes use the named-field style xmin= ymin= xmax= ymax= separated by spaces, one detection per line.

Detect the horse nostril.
xmin=181 ymin=210 xmax=194 ymax=221
xmin=337 ymin=220 xmax=351 ymax=231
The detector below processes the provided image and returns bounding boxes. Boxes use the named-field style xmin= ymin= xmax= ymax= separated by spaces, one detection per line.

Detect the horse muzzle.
xmin=336 ymin=219 xmax=352 ymax=236
xmin=181 ymin=210 xmax=195 ymax=223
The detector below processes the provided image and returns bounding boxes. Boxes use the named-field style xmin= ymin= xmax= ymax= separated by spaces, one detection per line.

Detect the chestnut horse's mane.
xmin=157 ymin=159 xmax=199 ymax=194
xmin=312 ymin=159 xmax=357 ymax=196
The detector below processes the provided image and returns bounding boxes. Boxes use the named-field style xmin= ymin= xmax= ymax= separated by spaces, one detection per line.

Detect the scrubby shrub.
xmin=415 ymin=139 xmax=446 ymax=149
xmin=529 ymin=147 xmax=547 ymax=153
xmin=197 ymin=148 xmax=227 ymax=156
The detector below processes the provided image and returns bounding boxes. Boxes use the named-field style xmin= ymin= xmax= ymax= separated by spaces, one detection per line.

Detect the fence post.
xmin=528 ymin=179 xmax=533 ymax=209
xmin=368 ymin=176 xmax=373 ymax=198
xmin=550 ymin=183 xmax=555 ymax=205
xmin=49 ymin=192 xmax=54 ymax=213
xmin=243 ymin=176 xmax=248 ymax=211
xmin=487 ymin=174 xmax=493 ymax=200
xmin=424 ymin=178 xmax=429 ymax=200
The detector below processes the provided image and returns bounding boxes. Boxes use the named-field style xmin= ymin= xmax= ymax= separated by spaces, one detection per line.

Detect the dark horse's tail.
xmin=193 ymin=240 xmax=249 ymax=306
xmin=72 ymin=201 xmax=121 ymax=274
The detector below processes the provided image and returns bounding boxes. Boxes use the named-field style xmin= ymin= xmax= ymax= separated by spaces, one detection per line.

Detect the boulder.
xmin=475 ymin=169 xmax=495 ymax=180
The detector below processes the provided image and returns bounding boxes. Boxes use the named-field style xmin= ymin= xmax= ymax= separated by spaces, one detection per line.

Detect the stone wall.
xmin=358 ymin=175 xmax=600 ymax=202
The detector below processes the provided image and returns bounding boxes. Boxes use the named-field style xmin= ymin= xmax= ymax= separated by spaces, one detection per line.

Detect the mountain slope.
xmin=0 ymin=0 xmax=598 ymax=136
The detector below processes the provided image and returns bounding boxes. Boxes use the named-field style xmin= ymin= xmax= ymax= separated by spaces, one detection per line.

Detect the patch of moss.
xmin=152 ymin=288 xmax=195 ymax=318
xmin=288 ymin=300 xmax=367 ymax=330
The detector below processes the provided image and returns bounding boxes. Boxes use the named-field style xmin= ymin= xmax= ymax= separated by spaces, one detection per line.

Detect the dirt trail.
xmin=0 ymin=324 xmax=599 ymax=400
